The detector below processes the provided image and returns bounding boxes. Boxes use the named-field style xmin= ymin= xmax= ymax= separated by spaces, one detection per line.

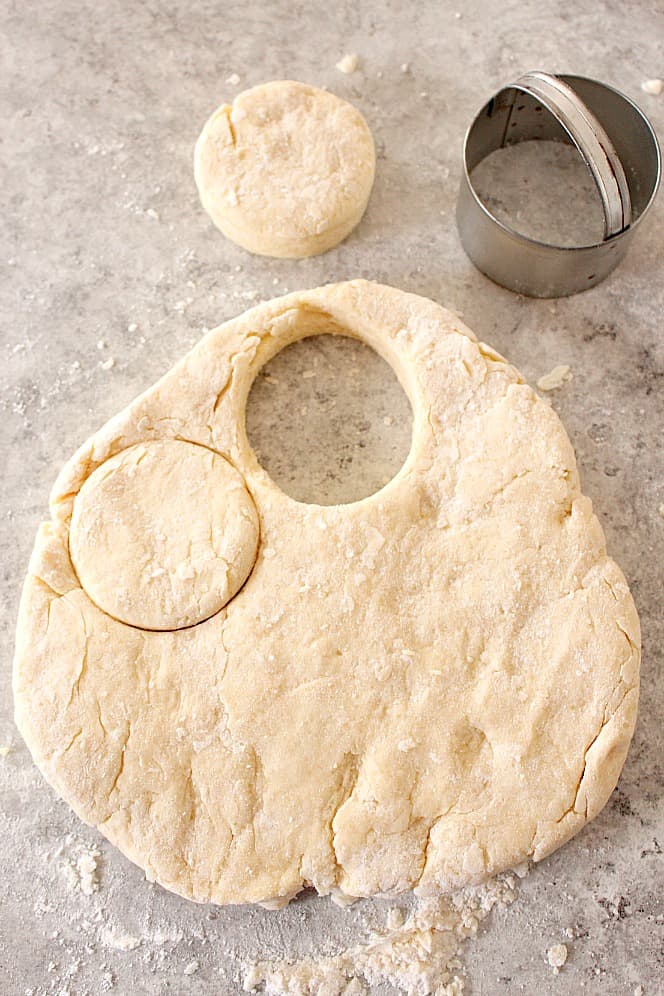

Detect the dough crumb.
xmin=99 ymin=925 xmax=141 ymax=951
xmin=641 ymin=78 xmax=663 ymax=95
xmin=546 ymin=943 xmax=568 ymax=971
xmin=658 ymin=503 xmax=664 ymax=518
xmin=0 ymin=743 xmax=14 ymax=756
xmin=397 ymin=738 xmax=416 ymax=752
xmin=400 ymin=63 xmax=410 ymax=73
xmin=634 ymin=985 xmax=644 ymax=996
xmin=511 ymin=861 xmax=530 ymax=878
xmin=242 ymin=874 xmax=518 ymax=995
xmin=100 ymin=357 xmax=115 ymax=371
xmin=145 ymin=207 xmax=160 ymax=221
xmin=58 ymin=841 xmax=100 ymax=895
xmin=77 ymin=848 xmax=100 ymax=895
xmin=336 ymin=53 xmax=359 ymax=74
xmin=537 ymin=364 xmax=572 ymax=391
xmin=226 ymin=73 xmax=241 ymax=86
xmin=183 ymin=960 xmax=200 ymax=975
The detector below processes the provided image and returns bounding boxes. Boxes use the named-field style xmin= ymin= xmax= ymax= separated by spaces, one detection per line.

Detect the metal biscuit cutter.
xmin=456 ymin=72 xmax=661 ymax=297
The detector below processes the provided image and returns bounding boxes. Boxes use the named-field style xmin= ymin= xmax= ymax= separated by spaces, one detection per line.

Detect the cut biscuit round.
xmin=194 ymin=80 xmax=376 ymax=258
xmin=68 ymin=439 xmax=259 ymax=630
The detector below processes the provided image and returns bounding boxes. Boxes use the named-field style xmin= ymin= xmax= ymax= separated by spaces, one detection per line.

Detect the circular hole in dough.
xmin=194 ymin=80 xmax=376 ymax=258
xmin=246 ymin=334 xmax=413 ymax=505
xmin=69 ymin=439 xmax=259 ymax=631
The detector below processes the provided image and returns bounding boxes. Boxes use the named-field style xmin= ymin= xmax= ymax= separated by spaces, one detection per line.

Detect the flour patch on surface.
xmin=243 ymin=874 xmax=518 ymax=995
xmin=53 ymin=836 xmax=101 ymax=896
xmin=99 ymin=924 xmax=141 ymax=951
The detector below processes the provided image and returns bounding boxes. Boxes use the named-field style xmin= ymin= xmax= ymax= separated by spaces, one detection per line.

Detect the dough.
xmin=69 ymin=440 xmax=259 ymax=630
xmin=194 ymin=81 xmax=375 ymax=258
xmin=14 ymin=281 xmax=640 ymax=907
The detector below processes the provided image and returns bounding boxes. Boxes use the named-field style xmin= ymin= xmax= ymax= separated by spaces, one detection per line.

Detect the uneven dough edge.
xmin=45 ymin=280 xmax=474 ymax=524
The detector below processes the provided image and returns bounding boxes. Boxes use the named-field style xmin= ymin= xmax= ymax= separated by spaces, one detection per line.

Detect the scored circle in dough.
xmin=194 ymin=80 xmax=376 ymax=258
xmin=14 ymin=281 xmax=640 ymax=908
xmin=69 ymin=439 xmax=259 ymax=630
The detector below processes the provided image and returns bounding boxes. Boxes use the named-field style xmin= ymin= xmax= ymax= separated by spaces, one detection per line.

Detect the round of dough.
xmin=68 ymin=440 xmax=259 ymax=630
xmin=15 ymin=282 xmax=640 ymax=909
xmin=194 ymin=80 xmax=376 ymax=258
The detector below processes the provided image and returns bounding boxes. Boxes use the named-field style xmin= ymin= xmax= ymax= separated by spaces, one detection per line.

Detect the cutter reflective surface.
xmin=456 ymin=72 xmax=661 ymax=297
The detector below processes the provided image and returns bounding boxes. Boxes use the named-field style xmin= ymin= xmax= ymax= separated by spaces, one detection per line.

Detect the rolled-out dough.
xmin=194 ymin=81 xmax=376 ymax=258
xmin=14 ymin=281 xmax=640 ymax=907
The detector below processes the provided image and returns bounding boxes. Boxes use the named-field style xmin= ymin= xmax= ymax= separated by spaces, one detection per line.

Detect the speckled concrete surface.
xmin=1 ymin=1 xmax=663 ymax=994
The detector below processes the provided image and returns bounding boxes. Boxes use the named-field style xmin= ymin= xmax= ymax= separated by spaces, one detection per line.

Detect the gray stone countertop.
xmin=1 ymin=1 xmax=662 ymax=994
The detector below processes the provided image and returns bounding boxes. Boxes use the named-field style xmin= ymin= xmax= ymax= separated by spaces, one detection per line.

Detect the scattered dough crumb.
xmin=641 ymin=78 xmax=663 ymax=95
xmin=145 ymin=207 xmax=160 ymax=221
xmin=336 ymin=53 xmax=359 ymax=74
xmin=658 ymin=503 xmax=664 ymax=518
xmin=0 ymin=743 xmax=13 ymax=756
xmin=183 ymin=960 xmax=200 ymax=975
xmin=100 ymin=357 xmax=115 ymax=371
xmin=242 ymin=875 xmax=517 ymax=995
xmin=226 ymin=73 xmax=241 ymax=86
xmin=537 ymin=364 xmax=572 ymax=391
xmin=97 ymin=339 xmax=107 ymax=349
xmin=127 ymin=322 xmax=138 ymax=333
xmin=400 ymin=63 xmax=409 ymax=73
xmin=547 ymin=943 xmax=568 ymax=971
xmin=99 ymin=925 xmax=141 ymax=951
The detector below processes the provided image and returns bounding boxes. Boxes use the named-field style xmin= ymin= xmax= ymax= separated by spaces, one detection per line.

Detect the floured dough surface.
xmin=194 ymin=81 xmax=376 ymax=258
xmin=69 ymin=440 xmax=259 ymax=630
xmin=14 ymin=281 xmax=640 ymax=907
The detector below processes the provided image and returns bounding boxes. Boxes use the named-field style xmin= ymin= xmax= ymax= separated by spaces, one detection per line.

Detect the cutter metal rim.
xmin=457 ymin=72 xmax=661 ymax=297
